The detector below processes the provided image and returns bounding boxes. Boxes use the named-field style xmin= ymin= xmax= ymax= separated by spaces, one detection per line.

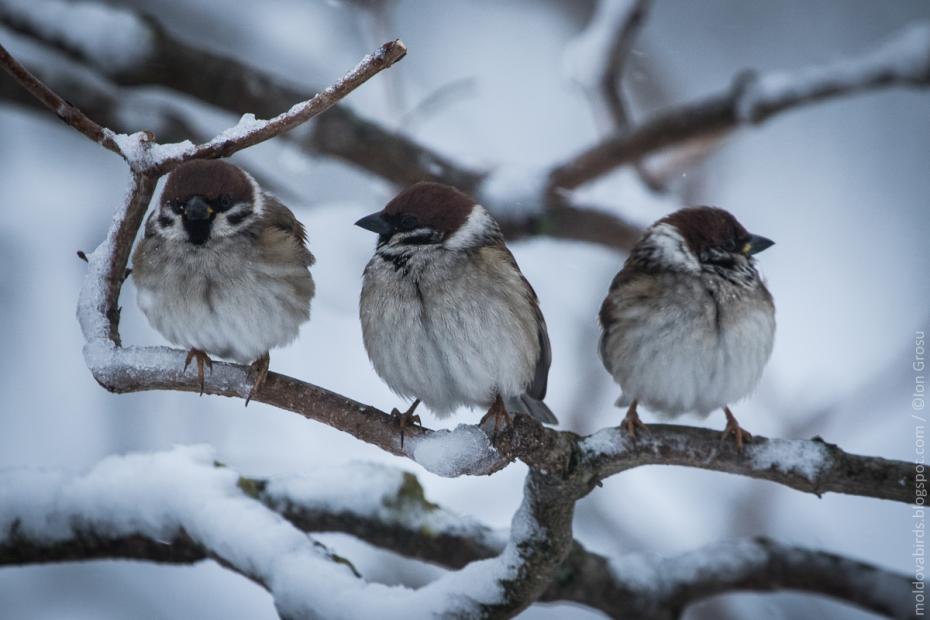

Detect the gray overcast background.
xmin=1 ymin=1 xmax=928 ymax=618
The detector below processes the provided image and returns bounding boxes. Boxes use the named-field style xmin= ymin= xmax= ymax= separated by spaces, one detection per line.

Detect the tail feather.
xmin=506 ymin=394 xmax=558 ymax=425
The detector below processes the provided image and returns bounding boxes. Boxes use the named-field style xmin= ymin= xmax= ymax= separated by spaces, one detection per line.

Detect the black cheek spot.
xmin=226 ymin=211 xmax=252 ymax=226
xmin=157 ymin=216 xmax=173 ymax=229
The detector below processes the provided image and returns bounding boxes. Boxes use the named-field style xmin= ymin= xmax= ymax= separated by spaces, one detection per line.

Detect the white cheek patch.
xmin=243 ymin=171 xmax=265 ymax=216
xmin=443 ymin=204 xmax=494 ymax=250
xmin=152 ymin=210 xmax=187 ymax=242
xmin=647 ymin=223 xmax=700 ymax=272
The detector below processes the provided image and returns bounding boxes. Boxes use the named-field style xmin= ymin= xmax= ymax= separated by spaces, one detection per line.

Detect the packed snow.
xmin=409 ymin=425 xmax=499 ymax=477
xmin=0 ymin=446 xmax=540 ymax=619
xmin=265 ymin=462 xmax=507 ymax=550
xmin=748 ymin=438 xmax=829 ymax=482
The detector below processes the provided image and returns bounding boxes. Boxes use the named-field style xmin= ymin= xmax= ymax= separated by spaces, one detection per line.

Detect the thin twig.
xmin=0 ymin=41 xmax=122 ymax=155
xmin=550 ymin=22 xmax=930 ymax=190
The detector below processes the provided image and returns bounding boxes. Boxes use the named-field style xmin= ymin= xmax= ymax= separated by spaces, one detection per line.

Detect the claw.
xmin=245 ymin=352 xmax=270 ymax=406
xmin=183 ymin=349 xmax=213 ymax=395
xmin=478 ymin=395 xmax=510 ymax=435
xmin=391 ymin=399 xmax=422 ymax=449
xmin=722 ymin=406 xmax=753 ymax=451
xmin=621 ymin=400 xmax=647 ymax=439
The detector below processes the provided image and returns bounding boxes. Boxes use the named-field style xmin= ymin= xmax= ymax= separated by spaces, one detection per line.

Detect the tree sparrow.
xmin=356 ymin=182 xmax=557 ymax=439
xmin=132 ymin=160 xmax=315 ymax=403
xmin=598 ymin=207 xmax=775 ymax=448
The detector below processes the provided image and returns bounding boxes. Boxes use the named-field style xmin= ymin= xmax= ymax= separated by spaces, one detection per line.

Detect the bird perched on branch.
xmin=132 ymin=159 xmax=315 ymax=403
xmin=356 ymin=182 xmax=557 ymax=442
xmin=598 ymin=207 xmax=775 ymax=449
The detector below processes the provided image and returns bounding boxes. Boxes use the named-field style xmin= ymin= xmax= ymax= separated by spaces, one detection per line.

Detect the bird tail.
xmin=506 ymin=394 xmax=558 ymax=425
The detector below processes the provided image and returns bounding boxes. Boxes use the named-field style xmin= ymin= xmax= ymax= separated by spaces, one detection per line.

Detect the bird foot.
xmin=479 ymin=396 xmax=510 ymax=435
xmin=721 ymin=407 xmax=752 ymax=451
xmin=391 ymin=399 xmax=421 ymax=449
xmin=245 ymin=352 xmax=270 ymax=406
xmin=620 ymin=400 xmax=647 ymax=439
xmin=183 ymin=349 xmax=213 ymax=396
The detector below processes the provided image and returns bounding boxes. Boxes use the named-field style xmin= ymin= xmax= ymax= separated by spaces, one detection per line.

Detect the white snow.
xmin=748 ymin=438 xmax=829 ymax=482
xmin=562 ymin=0 xmax=638 ymax=90
xmin=265 ymin=462 xmax=506 ymax=549
xmin=208 ymin=112 xmax=269 ymax=144
xmin=737 ymin=22 xmax=930 ymax=122
xmin=409 ymin=425 xmax=499 ymax=477
xmin=579 ymin=427 xmax=629 ymax=457
xmin=610 ymin=539 xmax=770 ymax=594
xmin=0 ymin=446 xmax=542 ymax=619
xmin=75 ymin=173 xmax=145 ymax=343
xmin=0 ymin=0 xmax=154 ymax=74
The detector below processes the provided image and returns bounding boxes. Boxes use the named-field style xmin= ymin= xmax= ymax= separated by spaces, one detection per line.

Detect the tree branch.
xmin=0 ymin=40 xmax=122 ymax=154
xmin=0 ymin=0 xmax=482 ymax=191
xmin=549 ymin=21 xmax=930 ymax=190
xmin=1 ymin=0 xmax=644 ymax=252
xmin=0 ymin=448 xmax=578 ymax=619
xmin=3 ymin=455 xmax=914 ymax=619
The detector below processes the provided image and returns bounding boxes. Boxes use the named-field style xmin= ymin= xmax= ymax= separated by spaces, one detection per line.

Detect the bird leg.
xmin=245 ymin=352 xmax=271 ymax=406
xmin=721 ymin=406 xmax=752 ymax=451
xmin=479 ymin=395 xmax=510 ymax=435
xmin=183 ymin=349 xmax=213 ymax=396
xmin=391 ymin=399 xmax=421 ymax=449
xmin=621 ymin=399 xmax=647 ymax=438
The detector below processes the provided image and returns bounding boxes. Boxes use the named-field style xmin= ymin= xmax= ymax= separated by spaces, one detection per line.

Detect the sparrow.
xmin=356 ymin=181 xmax=557 ymax=441
xmin=598 ymin=207 xmax=775 ymax=448
xmin=132 ymin=159 xmax=315 ymax=403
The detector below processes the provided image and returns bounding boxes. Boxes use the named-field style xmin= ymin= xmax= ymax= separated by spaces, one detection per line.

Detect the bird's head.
xmin=355 ymin=182 xmax=500 ymax=252
xmin=642 ymin=206 xmax=774 ymax=272
xmin=155 ymin=160 xmax=261 ymax=246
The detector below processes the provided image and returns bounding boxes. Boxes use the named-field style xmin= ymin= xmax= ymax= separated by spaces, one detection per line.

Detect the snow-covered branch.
xmin=79 ymin=347 xmax=915 ymax=505
xmin=0 ymin=447 xmax=576 ymax=620
xmin=500 ymin=416 xmax=915 ymax=503
xmin=0 ymin=0 xmax=480 ymax=190
xmin=549 ymin=21 xmax=930 ymax=190
xmin=1 ymin=0 xmax=645 ymax=251
xmin=2 ymin=451 xmax=913 ymax=619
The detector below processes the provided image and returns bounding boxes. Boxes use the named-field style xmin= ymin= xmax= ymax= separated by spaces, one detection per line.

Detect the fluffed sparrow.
xmin=356 ymin=182 xmax=557 ymax=440
xmin=598 ymin=207 xmax=775 ymax=448
xmin=132 ymin=159 xmax=315 ymax=403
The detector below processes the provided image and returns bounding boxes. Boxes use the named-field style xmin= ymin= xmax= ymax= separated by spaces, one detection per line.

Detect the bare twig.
xmin=550 ymin=22 xmax=930 ymax=190
xmin=0 ymin=40 xmax=122 ymax=154
xmin=0 ymin=1 xmax=481 ymax=191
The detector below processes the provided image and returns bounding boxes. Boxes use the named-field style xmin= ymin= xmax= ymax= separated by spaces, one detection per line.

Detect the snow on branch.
xmin=1 ymin=0 xmax=646 ymax=251
xmin=2 ymin=452 xmax=912 ymax=619
xmin=0 ymin=447 xmax=574 ymax=620
xmin=549 ymin=21 xmax=930 ymax=190
xmin=76 ymin=344 xmax=916 ymax=506
xmin=0 ymin=0 xmax=479 ymax=190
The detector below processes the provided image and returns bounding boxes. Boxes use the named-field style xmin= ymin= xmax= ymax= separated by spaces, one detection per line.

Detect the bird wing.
xmin=495 ymin=244 xmax=550 ymax=401
xmin=259 ymin=193 xmax=315 ymax=267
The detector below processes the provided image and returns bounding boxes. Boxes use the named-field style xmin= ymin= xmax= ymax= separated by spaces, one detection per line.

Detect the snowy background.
xmin=1 ymin=0 xmax=929 ymax=618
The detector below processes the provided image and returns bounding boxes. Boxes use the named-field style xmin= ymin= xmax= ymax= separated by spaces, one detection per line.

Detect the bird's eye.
xmin=171 ymin=201 xmax=184 ymax=215
xmin=219 ymin=194 xmax=233 ymax=210
xmin=399 ymin=214 xmax=418 ymax=230
xmin=722 ymin=239 xmax=737 ymax=252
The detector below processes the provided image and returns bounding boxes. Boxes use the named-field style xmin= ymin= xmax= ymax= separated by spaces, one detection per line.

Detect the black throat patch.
xmin=184 ymin=219 xmax=213 ymax=246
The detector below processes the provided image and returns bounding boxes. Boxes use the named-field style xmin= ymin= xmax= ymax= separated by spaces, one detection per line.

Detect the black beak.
xmin=185 ymin=196 xmax=212 ymax=221
xmin=355 ymin=212 xmax=394 ymax=235
xmin=745 ymin=234 xmax=775 ymax=255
